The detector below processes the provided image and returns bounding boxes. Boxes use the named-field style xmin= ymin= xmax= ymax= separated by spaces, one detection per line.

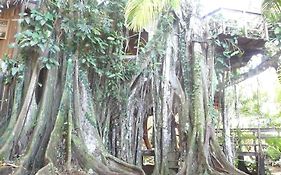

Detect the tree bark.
xmin=0 ymin=0 xmax=260 ymax=175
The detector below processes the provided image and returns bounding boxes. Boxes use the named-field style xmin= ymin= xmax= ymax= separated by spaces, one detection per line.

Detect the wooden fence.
xmin=217 ymin=127 xmax=281 ymax=175
xmin=204 ymin=8 xmax=269 ymax=40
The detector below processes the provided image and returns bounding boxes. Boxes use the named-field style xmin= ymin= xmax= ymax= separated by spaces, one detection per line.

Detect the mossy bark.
xmin=0 ymin=58 xmax=145 ymax=175
xmin=0 ymin=0 xmax=252 ymax=175
xmin=166 ymin=5 xmax=245 ymax=175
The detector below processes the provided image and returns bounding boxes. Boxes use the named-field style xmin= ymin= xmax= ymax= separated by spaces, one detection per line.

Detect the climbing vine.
xmin=0 ymin=56 xmax=24 ymax=84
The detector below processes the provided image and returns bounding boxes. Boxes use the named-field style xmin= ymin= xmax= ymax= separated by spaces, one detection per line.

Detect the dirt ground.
xmin=269 ymin=166 xmax=281 ymax=175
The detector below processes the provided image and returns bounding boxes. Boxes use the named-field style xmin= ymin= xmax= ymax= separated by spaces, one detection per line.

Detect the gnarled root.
xmin=178 ymin=126 xmax=248 ymax=175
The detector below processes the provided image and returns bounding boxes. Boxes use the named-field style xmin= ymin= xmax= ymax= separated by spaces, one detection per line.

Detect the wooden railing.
xmin=204 ymin=8 xmax=269 ymax=40
xmin=217 ymin=128 xmax=281 ymax=153
xmin=217 ymin=128 xmax=281 ymax=174
xmin=141 ymin=128 xmax=281 ymax=174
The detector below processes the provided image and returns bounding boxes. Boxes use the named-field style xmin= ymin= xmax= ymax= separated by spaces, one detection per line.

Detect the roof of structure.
xmin=0 ymin=0 xmax=38 ymax=12
xmin=204 ymin=8 xmax=269 ymax=71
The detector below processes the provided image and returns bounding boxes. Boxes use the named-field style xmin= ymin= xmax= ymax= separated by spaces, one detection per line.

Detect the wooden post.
xmin=222 ymin=21 xmax=226 ymax=34
xmin=264 ymin=21 xmax=269 ymax=40
xmin=244 ymin=24 xmax=248 ymax=38
xmin=242 ymin=10 xmax=248 ymax=38
xmin=258 ymin=153 xmax=265 ymax=175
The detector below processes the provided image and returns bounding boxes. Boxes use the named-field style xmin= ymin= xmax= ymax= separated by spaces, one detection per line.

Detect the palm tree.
xmin=262 ymin=0 xmax=281 ymax=21
xmin=125 ymin=0 xmax=179 ymax=31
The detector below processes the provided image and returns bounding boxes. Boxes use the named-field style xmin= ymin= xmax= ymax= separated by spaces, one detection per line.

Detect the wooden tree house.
xmin=140 ymin=10 xmax=270 ymax=174
xmin=204 ymin=8 xmax=269 ymax=175
xmin=0 ymin=4 xmax=20 ymax=58
xmin=204 ymin=8 xmax=269 ymax=70
xmin=0 ymin=0 xmax=37 ymax=59
xmin=204 ymin=8 xmax=269 ymax=113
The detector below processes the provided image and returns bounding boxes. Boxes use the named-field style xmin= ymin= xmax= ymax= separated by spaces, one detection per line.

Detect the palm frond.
xmin=262 ymin=0 xmax=281 ymax=22
xmin=125 ymin=0 xmax=179 ymax=31
xmin=125 ymin=0 xmax=155 ymax=31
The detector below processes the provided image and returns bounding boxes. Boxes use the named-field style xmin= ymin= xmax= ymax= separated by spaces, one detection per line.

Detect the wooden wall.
xmin=0 ymin=6 xmax=20 ymax=59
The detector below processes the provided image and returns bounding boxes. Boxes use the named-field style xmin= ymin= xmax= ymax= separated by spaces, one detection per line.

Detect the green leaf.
xmin=38 ymin=44 xmax=46 ymax=51
xmin=53 ymin=60 xmax=60 ymax=66
xmin=274 ymin=27 xmax=281 ymax=35
xmin=11 ymin=67 xmax=18 ymax=76
xmin=46 ymin=63 xmax=51 ymax=70
xmin=53 ymin=45 xmax=60 ymax=52
xmin=24 ymin=18 xmax=31 ymax=24
xmin=35 ymin=15 xmax=43 ymax=21
xmin=107 ymin=36 xmax=115 ymax=41
xmin=40 ymin=19 xmax=47 ymax=26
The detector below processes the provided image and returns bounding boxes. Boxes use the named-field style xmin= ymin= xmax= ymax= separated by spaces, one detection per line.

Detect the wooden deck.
xmin=216 ymin=34 xmax=267 ymax=70
xmin=205 ymin=8 xmax=268 ymax=40
xmin=205 ymin=8 xmax=268 ymax=70
xmin=0 ymin=6 xmax=20 ymax=59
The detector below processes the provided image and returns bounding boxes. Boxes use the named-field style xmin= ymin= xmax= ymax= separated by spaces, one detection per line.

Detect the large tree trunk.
xmin=0 ymin=55 xmax=145 ymax=175
xmin=220 ymin=73 xmax=234 ymax=164
xmin=0 ymin=1 xmax=145 ymax=175
xmin=0 ymin=0 xmax=253 ymax=175
xmin=164 ymin=1 xmax=247 ymax=174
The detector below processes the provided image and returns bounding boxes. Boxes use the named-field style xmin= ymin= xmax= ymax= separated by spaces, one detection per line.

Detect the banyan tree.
xmin=0 ymin=0 xmax=274 ymax=174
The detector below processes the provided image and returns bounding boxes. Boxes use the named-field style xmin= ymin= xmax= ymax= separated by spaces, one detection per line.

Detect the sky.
xmin=201 ymin=0 xmax=263 ymax=14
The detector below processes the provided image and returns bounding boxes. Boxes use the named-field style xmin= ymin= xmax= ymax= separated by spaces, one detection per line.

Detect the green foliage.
xmin=15 ymin=9 xmax=59 ymax=69
xmin=16 ymin=10 xmax=57 ymax=52
xmin=239 ymin=92 xmax=267 ymax=117
xmin=63 ymin=0 xmax=137 ymax=98
xmin=213 ymin=35 xmax=243 ymax=76
xmin=40 ymin=56 xmax=59 ymax=70
xmin=209 ymin=15 xmax=245 ymax=76
xmin=263 ymin=1 xmax=281 ymax=56
xmin=265 ymin=137 xmax=281 ymax=160
xmin=274 ymin=24 xmax=281 ymax=39
xmin=0 ymin=55 xmax=24 ymax=84
xmin=234 ymin=129 xmax=257 ymax=142
xmin=214 ymin=36 xmax=242 ymax=58
xmin=267 ymin=145 xmax=281 ymax=161
xmin=13 ymin=0 xmax=137 ymax=99
xmin=125 ymin=0 xmax=179 ymax=31
xmin=265 ymin=23 xmax=281 ymax=56
xmin=262 ymin=0 xmax=281 ymax=22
